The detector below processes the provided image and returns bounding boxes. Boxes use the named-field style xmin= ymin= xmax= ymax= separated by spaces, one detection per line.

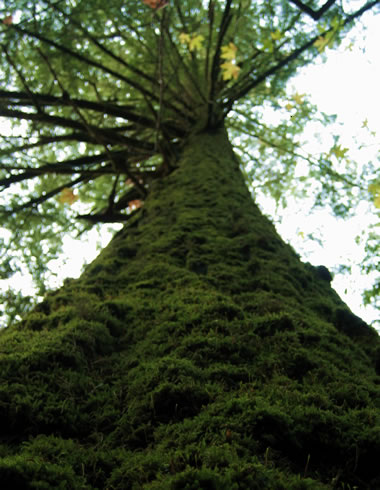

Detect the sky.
xmin=0 ymin=5 xmax=379 ymax=328
xmin=265 ymin=10 xmax=380 ymax=327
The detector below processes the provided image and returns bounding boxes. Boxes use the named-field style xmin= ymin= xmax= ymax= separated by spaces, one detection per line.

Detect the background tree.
xmin=0 ymin=1 xmax=379 ymax=488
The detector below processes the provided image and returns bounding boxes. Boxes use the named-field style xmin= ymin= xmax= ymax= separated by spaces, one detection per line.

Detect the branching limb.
xmin=0 ymin=150 xmax=127 ymax=189
xmin=8 ymin=23 xmax=160 ymax=105
xmin=0 ymin=89 xmax=186 ymax=137
xmin=0 ymin=90 xmax=151 ymax=127
xmin=207 ymin=0 xmax=233 ymax=126
xmin=345 ymin=0 xmax=380 ymax=23
xmin=3 ymin=175 xmax=86 ymax=213
xmin=0 ymin=134 xmax=94 ymax=156
xmin=223 ymin=0 xmax=380 ymax=112
xmin=45 ymin=0 xmax=159 ymax=88
xmin=162 ymin=21 xmax=207 ymax=112
xmin=76 ymin=207 xmax=140 ymax=224
xmin=205 ymin=0 xmax=215 ymax=84
xmin=1 ymin=45 xmax=44 ymax=113
xmin=288 ymin=0 xmax=337 ymax=21
xmin=36 ymin=46 xmax=148 ymax=195
xmin=106 ymin=174 xmax=120 ymax=214
xmin=0 ymin=107 xmax=155 ymax=150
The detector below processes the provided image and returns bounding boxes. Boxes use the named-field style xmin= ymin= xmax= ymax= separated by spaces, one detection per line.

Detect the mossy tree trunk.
xmin=0 ymin=127 xmax=379 ymax=489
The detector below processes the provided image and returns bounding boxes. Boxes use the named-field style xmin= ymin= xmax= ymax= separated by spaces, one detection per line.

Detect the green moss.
xmin=0 ymin=128 xmax=378 ymax=488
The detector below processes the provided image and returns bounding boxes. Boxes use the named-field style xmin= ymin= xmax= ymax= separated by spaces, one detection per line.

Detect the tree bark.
xmin=0 ymin=127 xmax=379 ymax=489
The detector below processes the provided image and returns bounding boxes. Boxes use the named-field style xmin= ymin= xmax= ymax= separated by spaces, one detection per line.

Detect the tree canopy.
xmin=0 ymin=0 xmax=379 ymax=325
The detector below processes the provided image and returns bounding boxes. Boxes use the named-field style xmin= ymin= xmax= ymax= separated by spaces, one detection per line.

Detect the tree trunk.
xmin=0 ymin=127 xmax=379 ymax=489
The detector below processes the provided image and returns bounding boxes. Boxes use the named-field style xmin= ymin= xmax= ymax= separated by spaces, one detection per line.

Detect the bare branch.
xmin=162 ymin=21 xmax=207 ymax=113
xmin=1 ymin=45 xmax=44 ymax=113
xmin=2 ymin=175 xmax=86 ymax=213
xmin=0 ymin=90 xmax=150 ymax=123
xmin=0 ymin=89 xmax=186 ymax=138
xmin=0 ymin=107 xmax=156 ymax=150
xmin=9 ymin=23 xmax=160 ymax=105
xmin=207 ymin=0 xmax=233 ymax=126
xmin=345 ymin=0 xmax=380 ymax=23
xmin=0 ymin=150 xmax=128 ymax=189
xmin=223 ymin=0 xmax=380 ymax=111
xmin=0 ymin=134 xmax=95 ymax=156
xmin=205 ymin=0 xmax=215 ymax=81
xmin=76 ymin=207 xmax=140 ymax=224
xmin=288 ymin=0 xmax=337 ymax=21
xmin=46 ymin=0 xmax=159 ymax=87
xmin=223 ymin=31 xmax=320 ymax=110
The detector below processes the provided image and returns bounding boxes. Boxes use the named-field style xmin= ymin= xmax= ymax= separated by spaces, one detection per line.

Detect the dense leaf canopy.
xmin=0 ymin=0 xmax=379 ymax=325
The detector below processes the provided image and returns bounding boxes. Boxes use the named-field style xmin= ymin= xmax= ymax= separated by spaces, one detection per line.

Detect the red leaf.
xmin=59 ymin=188 xmax=78 ymax=205
xmin=2 ymin=15 xmax=13 ymax=25
xmin=142 ymin=0 xmax=169 ymax=9
xmin=128 ymin=199 xmax=142 ymax=210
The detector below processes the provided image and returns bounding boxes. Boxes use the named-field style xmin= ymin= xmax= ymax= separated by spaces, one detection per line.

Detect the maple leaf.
xmin=314 ymin=35 xmax=329 ymax=53
xmin=362 ymin=118 xmax=369 ymax=129
xmin=2 ymin=15 xmax=13 ymax=25
xmin=220 ymin=62 xmax=240 ymax=80
xmin=285 ymin=103 xmax=294 ymax=111
xmin=262 ymin=38 xmax=273 ymax=53
xmin=330 ymin=145 xmax=349 ymax=159
xmin=59 ymin=188 xmax=78 ymax=205
xmin=142 ymin=0 xmax=168 ymax=9
xmin=314 ymin=26 xmax=339 ymax=54
xmin=369 ymin=183 xmax=380 ymax=208
xmin=292 ymin=93 xmax=305 ymax=105
xmin=368 ymin=183 xmax=380 ymax=196
xmin=270 ymin=29 xmax=282 ymax=41
xmin=179 ymin=32 xmax=191 ymax=44
xmin=128 ymin=199 xmax=142 ymax=210
xmin=221 ymin=42 xmax=237 ymax=60
xmin=189 ymin=34 xmax=204 ymax=52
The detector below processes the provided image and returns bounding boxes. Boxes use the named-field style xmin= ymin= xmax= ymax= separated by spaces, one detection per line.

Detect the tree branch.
xmin=2 ymin=175 xmax=86 ymax=213
xmin=207 ymin=0 xmax=233 ymax=126
xmin=76 ymin=207 xmax=140 ymax=224
xmin=1 ymin=45 xmax=44 ymax=113
xmin=0 ymin=150 xmax=128 ymax=189
xmin=0 ymin=90 xmax=186 ymax=137
xmin=223 ymin=0 xmax=380 ymax=111
xmin=46 ymin=0 xmax=159 ymax=88
xmin=0 ymin=90 xmax=150 ymax=124
xmin=223 ymin=32 xmax=319 ymax=110
xmin=0 ymin=134 xmax=94 ymax=156
xmin=8 ymin=23 xmax=160 ymax=105
xmin=162 ymin=21 xmax=207 ymax=111
xmin=345 ymin=0 xmax=380 ymax=23
xmin=0 ymin=107 xmax=156 ymax=150
xmin=288 ymin=0 xmax=337 ymax=21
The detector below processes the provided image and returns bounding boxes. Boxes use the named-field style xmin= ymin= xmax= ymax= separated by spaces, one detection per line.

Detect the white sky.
xmin=0 ymin=8 xmax=379 ymax=328
xmin=268 ymin=11 xmax=380 ymax=327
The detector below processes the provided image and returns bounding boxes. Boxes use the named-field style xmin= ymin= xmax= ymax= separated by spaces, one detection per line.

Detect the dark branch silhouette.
xmin=0 ymin=151 xmax=128 ymax=188
xmin=289 ymin=0 xmax=337 ymax=20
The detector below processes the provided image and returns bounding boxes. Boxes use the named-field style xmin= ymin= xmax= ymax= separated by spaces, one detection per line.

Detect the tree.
xmin=0 ymin=1 xmax=379 ymax=488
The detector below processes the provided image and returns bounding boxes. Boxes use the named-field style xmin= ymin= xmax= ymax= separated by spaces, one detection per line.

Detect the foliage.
xmin=0 ymin=0 xmax=379 ymax=323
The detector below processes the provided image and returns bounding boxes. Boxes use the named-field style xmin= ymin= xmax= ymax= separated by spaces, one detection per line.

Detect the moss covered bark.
xmin=0 ymin=127 xmax=379 ymax=489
